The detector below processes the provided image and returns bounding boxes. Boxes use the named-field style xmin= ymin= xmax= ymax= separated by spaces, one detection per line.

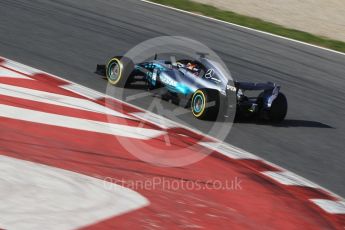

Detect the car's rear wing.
xmin=234 ymin=81 xmax=281 ymax=109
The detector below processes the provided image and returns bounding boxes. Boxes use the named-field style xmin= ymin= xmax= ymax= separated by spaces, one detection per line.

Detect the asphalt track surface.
xmin=0 ymin=0 xmax=344 ymax=198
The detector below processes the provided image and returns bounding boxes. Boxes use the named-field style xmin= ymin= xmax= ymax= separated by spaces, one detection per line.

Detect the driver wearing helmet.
xmin=185 ymin=62 xmax=200 ymax=76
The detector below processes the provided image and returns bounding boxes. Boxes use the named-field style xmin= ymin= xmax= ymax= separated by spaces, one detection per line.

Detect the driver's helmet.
xmin=185 ymin=62 xmax=200 ymax=76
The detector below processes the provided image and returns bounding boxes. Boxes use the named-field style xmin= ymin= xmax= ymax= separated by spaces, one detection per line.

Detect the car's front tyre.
xmin=106 ymin=56 xmax=134 ymax=87
xmin=191 ymin=89 xmax=219 ymax=120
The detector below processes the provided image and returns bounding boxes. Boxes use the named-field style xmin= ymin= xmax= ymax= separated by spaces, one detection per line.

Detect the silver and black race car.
xmin=96 ymin=55 xmax=287 ymax=122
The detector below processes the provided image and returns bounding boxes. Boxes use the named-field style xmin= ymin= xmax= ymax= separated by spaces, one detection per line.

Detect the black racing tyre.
xmin=191 ymin=89 xmax=219 ymax=120
xmin=106 ymin=56 xmax=134 ymax=87
xmin=268 ymin=93 xmax=288 ymax=122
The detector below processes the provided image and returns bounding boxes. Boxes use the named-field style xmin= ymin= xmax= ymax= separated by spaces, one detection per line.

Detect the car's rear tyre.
xmin=268 ymin=93 xmax=288 ymax=122
xmin=191 ymin=89 xmax=219 ymax=120
xmin=106 ymin=56 xmax=134 ymax=87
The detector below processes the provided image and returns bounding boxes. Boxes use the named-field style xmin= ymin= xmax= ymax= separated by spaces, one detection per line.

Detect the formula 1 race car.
xmin=96 ymin=55 xmax=287 ymax=122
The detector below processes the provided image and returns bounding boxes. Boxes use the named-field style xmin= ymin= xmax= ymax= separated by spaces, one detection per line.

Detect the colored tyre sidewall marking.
xmin=192 ymin=90 xmax=206 ymax=117
xmin=106 ymin=58 xmax=123 ymax=85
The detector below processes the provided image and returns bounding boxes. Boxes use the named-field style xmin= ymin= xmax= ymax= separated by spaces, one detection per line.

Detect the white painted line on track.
xmin=199 ymin=141 xmax=259 ymax=159
xmin=1 ymin=59 xmax=41 ymax=75
xmin=130 ymin=111 xmax=180 ymax=129
xmin=0 ymin=66 xmax=33 ymax=79
xmin=0 ymin=155 xmax=149 ymax=230
xmin=311 ymin=199 xmax=345 ymax=214
xmin=0 ymin=83 xmax=133 ymax=119
xmin=0 ymin=104 xmax=164 ymax=140
xmin=141 ymin=0 xmax=345 ymax=56
xmin=61 ymin=84 xmax=104 ymax=101
xmin=262 ymin=171 xmax=320 ymax=188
